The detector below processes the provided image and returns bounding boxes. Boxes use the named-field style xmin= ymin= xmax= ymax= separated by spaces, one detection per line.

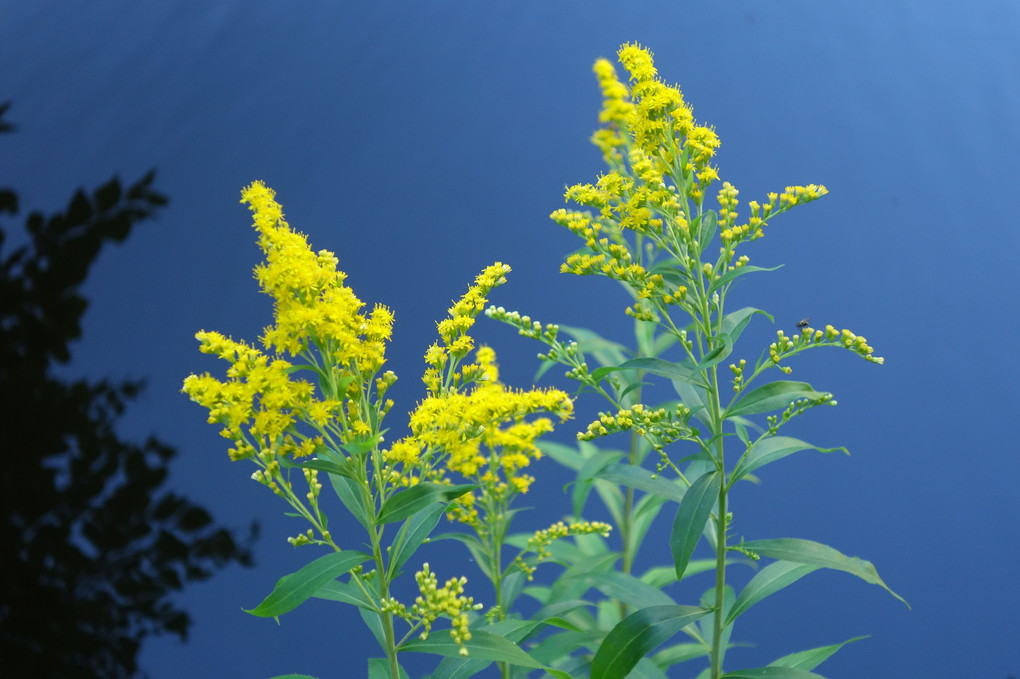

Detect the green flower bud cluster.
xmin=729 ymin=358 xmax=747 ymax=393
xmin=484 ymin=305 xmax=559 ymax=343
xmin=486 ymin=305 xmax=595 ymax=384
xmin=579 ymin=402 xmax=693 ymax=450
xmin=514 ymin=520 xmax=613 ymax=580
xmin=767 ymin=393 xmax=836 ymax=435
xmin=381 ymin=563 xmax=482 ymax=658
xmin=769 ymin=324 xmax=884 ymax=373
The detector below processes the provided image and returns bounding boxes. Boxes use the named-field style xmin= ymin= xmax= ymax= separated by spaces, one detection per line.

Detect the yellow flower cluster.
xmin=553 ymin=43 xmax=830 ymax=327
xmin=182 ymin=331 xmax=323 ymax=462
xmin=719 ymin=184 xmax=829 ymax=246
xmin=243 ymin=181 xmax=393 ymax=372
xmin=382 ymin=267 xmax=572 ymax=502
xmin=183 ymin=183 xmax=396 ymax=498
xmin=422 ymin=262 xmax=512 ymax=393
xmin=393 ymin=345 xmax=572 ymax=504
xmin=380 ymin=563 xmax=482 ymax=657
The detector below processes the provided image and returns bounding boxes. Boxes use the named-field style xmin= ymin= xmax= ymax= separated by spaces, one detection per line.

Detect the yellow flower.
xmin=617 ymin=42 xmax=658 ymax=83
xmin=185 ymin=183 xmax=396 ymax=473
xmin=241 ymin=181 xmax=393 ymax=376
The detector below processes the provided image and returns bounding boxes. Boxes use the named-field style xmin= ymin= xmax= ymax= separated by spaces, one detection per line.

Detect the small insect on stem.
xmin=795 ymin=318 xmax=810 ymax=329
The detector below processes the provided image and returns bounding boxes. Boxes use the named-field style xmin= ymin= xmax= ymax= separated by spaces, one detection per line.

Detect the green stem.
xmin=371 ymin=530 xmax=400 ymax=679
xmin=710 ymin=474 xmax=727 ymax=678
xmin=706 ymin=361 xmax=727 ymax=678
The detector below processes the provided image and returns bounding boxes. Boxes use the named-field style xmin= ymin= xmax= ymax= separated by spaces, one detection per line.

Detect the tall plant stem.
xmin=710 ymin=477 xmax=727 ymax=678
xmin=707 ymin=362 xmax=727 ymax=678
xmin=370 ymin=532 xmax=401 ymax=679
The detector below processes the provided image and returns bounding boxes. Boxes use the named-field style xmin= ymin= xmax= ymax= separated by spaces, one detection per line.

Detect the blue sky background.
xmin=2 ymin=2 xmax=1018 ymax=678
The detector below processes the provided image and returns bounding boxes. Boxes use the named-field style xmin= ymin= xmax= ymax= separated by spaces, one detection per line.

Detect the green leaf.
xmin=377 ymin=483 xmax=475 ymax=524
xmin=312 ymin=578 xmax=375 ymax=610
xmin=399 ymin=629 xmax=542 ymax=668
xmin=671 ymin=378 xmax=709 ymax=425
xmin=670 ymin=471 xmax=721 ymax=580
xmin=576 ymin=449 xmax=626 ymax=516
xmin=278 ymin=454 xmax=355 ymax=479
xmin=726 ymin=561 xmax=820 ymax=626
xmin=423 ymin=620 xmax=562 ymax=679
xmin=558 ymin=324 xmax=629 ymax=367
xmin=627 ymin=494 xmax=667 ymax=561
xmin=617 ymin=356 xmax=697 ymax=383
xmin=533 ymin=598 xmax=594 ymax=623
xmin=708 ymin=264 xmax=784 ymax=295
xmin=719 ymin=668 xmax=824 ymax=679
xmin=742 ymin=538 xmax=909 ymax=607
xmin=770 ymin=636 xmax=869 ymax=671
xmin=696 ymin=333 xmax=733 ymax=373
xmin=731 ymin=436 xmax=847 ymax=485
xmin=720 ymin=307 xmax=773 ymax=345
xmin=696 ymin=210 xmax=719 ymax=249
xmin=500 ymin=570 xmax=527 ymax=613
xmin=598 ymin=462 xmax=687 ymax=503
xmin=649 ymin=641 xmax=711 ymax=667
xmin=390 ymin=502 xmax=446 ymax=574
xmin=369 ymin=657 xmax=409 ymax=679
xmin=538 ymin=439 xmax=586 ymax=471
xmin=726 ymin=381 xmax=828 ymax=418
xmin=246 ymin=550 xmax=371 ymax=618
xmin=584 ymin=571 xmax=677 ymax=609
xmin=330 ymin=473 xmax=372 ymax=531
xmin=590 ymin=605 xmax=712 ymax=679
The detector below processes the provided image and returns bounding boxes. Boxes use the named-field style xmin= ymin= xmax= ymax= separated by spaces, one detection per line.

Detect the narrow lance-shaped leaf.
xmin=696 ymin=210 xmax=718 ymax=249
xmin=246 ymin=550 xmax=371 ymax=618
xmin=583 ymin=572 xmax=676 ymax=609
xmin=598 ymin=462 xmax=687 ymax=503
xmin=330 ymin=473 xmax=372 ymax=531
xmin=558 ymin=323 xmax=629 ymax=368
xmin=368 ymin=658 xmax=405 ymax=679
xmin=389 ymin=502 xmax=446 ymax=574
xmin=769 ymin=635 xmax=869 ymax=672
xmin=625 ymin=494 xmax=668 ymax=568
xmin=726 ymin=381 xmax=829 ymax=418
xmin=574 ymin=448 xmax=625 ymax=518
xmin=670 ymin=471 xmax=722 ymax=580
xmin=695 ymin=333 xmax=734 ymax=374
xmin=313 ymin=578 xmax=376 ymax=610
xmin=377 ymin=482 xmax=475 ymax=524
xmin=672 ymin=378 xmax=710 ymax=426
xmin=278 ymin=454 xmax=355 ymax=479
xmin=731 ymin=436 xmax=848 ymax=485
xmin=708 ymin=264 xmax=783 ymax=295
xmin=399 ymin=629 xmax=543 ymax=668
xmin=719 ymin=668 xmax=825 ymax=679
xmin=742 ymin=538 xmax=909 ymax=607
xmin=720 ymin=306 xmax=773 ymax=346
xmin=591 ymin=605 xmax=712 ymax=679
xmin=725 ymin=561 xmax=820 ymax=626
xmin=611 ymin=356 xmax=702 ymax=387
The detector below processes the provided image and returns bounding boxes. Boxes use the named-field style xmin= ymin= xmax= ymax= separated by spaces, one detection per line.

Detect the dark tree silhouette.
xmin=0 ymin=102 xmax=256 ymax=678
